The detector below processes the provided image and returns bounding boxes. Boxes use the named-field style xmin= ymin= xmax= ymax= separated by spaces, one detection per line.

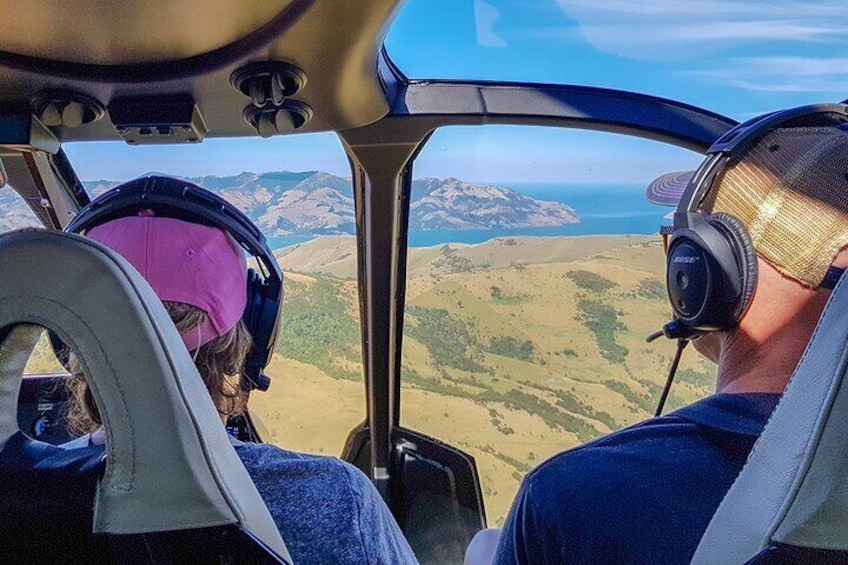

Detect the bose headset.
xmin=660 ymin=103 xmax=848 ymax=342
xmin=650 ymin=103 xmax=848 ymax=414
xmin=60 ymin=175 xmax=283 ymax=392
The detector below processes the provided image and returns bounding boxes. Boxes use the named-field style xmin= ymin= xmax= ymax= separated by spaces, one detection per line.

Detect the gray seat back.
xmin=691 ymin=271 xmax=848 ymax=564
xmin=0 ymin=229 xmax=291 ymax=562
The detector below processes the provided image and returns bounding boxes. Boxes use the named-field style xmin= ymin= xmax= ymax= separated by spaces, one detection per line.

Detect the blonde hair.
xmin=66 ymin=301 xmax=253 ymax=435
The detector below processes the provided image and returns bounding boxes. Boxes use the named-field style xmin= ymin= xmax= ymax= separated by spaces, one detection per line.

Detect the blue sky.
xmin=66 ymin=0 xmax=848 ymax=187
xmin=389 ymin=0 xmax=848 ymax=115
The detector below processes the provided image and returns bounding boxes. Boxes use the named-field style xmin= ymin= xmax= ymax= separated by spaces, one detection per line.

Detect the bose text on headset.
xmin=61 ymin=174 xmax=283 ymax=393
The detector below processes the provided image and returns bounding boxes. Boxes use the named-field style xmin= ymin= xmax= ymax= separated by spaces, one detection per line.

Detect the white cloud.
xmin=548 ymin=0 xmax=848 ymax=95
xmin=558 ymin=0 xmax=846 ymax=18
xmin=475 ymin=0 xmax=508 ymax=48
xmin=731 ymin=57 xmax=848 ymax=76
xmin=690 ymin=57 xmax=848 ymax=93
xmin=553 ymin=0 xmax=848 ymax=60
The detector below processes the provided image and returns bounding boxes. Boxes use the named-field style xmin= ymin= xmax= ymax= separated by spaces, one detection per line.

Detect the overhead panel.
xmin=0 ymin=0 xmax=401 ymax=140
xmin=0 ymin=0 xmax=290 ymax=65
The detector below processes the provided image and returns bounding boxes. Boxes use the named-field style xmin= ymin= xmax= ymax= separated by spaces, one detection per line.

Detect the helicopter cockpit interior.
xmin=1 ymin=1 xmax=847 ymax=563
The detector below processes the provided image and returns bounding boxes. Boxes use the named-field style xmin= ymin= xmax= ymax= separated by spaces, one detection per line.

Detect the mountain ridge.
xmin=0 ymin=171 xmax=580 ymax=238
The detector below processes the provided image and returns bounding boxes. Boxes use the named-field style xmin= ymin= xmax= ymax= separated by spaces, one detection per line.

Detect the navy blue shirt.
xmin=493 ymin=393 xmax=780 ymax=565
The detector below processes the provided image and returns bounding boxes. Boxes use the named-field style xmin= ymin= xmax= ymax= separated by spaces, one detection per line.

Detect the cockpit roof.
xmin=0 ymin=0 xmax=844 ymax=148
xmin=0 ymin=1 xmax=291 ymax=65
xmin=0 ymin=0 xmax=839 ymax=145
xmin=387 ymin=0 xmax=848 ymax=117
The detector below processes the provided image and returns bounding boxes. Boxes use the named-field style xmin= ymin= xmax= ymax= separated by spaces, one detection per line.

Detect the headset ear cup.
xmin=244 ymin=269 xmax=261 ymax=332
xmin=242 ymin=268 xmax=263 ymax=385
xmin=707 ymin=212 xmax=758 ymax=321
xmin=241 ymin=268 xmax=280 ymax=391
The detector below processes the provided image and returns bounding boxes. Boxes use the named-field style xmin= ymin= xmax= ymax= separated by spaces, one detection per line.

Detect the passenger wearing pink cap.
xmin=87 ymin=213 xmax=250 ymax=352
xmin=64 ymin=209 xmax=419 ymax=565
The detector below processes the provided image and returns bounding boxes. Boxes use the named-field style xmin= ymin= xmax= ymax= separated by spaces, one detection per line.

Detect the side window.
xmin=23 ymin=331 xmax=65 ymax=375
xmin=0 ymin=185 xmax=41 ymax=232
xmin=64 ymin=134 xmax=364 ymax=455
xmin=0 ymin=186 xmax=62 ymax=375
xmin=399 ymin=126 xmax=711 ymax=525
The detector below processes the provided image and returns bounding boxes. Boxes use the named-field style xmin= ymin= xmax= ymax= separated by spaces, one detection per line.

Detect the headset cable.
xmin=653 ymin=339 xmax=689 ymax=417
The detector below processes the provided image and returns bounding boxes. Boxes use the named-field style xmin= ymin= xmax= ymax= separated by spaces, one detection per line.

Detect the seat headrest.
xmin=0 ymin=229 xmax=290 ymax=562
xmin=691 ymin=270 xmax=848 ymax=563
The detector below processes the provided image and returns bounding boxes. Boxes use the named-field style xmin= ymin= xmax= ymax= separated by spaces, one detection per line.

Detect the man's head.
xmin=701 ymin=124 xmax=848 ymax=289
xmin=649 ymin=107 xmax=848 ymax=389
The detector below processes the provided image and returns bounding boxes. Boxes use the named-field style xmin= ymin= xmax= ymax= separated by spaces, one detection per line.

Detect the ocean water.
xmin=268 ymin=183 xmax=671 ymax=250
xmin=267 ymin=234 xmax=318 ymax=249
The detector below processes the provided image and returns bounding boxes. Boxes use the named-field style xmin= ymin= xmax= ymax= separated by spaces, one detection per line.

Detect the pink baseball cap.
xmin=87 ymin=212 xmax=248 ymax=350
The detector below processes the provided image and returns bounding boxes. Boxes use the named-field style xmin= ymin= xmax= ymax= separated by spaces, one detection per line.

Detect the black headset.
xmin=663 ymin=103 xmax=848 ymax=341
xmin=61 ymin=175 xmax=283 ymax=392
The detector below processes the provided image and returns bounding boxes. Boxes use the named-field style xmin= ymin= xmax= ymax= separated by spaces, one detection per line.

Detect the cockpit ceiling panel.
xmin=0 ymin=0 xmax=291 ymax=65
xmin=0 ymin=0 xmax=401 ymax=139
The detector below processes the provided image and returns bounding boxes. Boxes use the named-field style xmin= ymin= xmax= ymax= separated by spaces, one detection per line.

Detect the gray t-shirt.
xmin=63 ymin=433 xmax=418 ymax=565
xmin=236 ymin=441 xmax=418 ymax=565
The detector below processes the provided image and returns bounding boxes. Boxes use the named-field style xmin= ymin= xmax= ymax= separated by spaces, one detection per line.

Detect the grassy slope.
xmin=265 ymin=235 xmax=714 ymax=525
xmin=24 ymin=332 xmax=65 ymax=375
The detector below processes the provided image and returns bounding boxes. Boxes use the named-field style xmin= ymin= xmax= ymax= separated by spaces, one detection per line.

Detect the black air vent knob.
xmin=32 ymin=90 xmax=105 ymax=128
xmin=231 ymin=61 xmax=307 ymax=108
xmin=243 ymin=99 xmax=312 ymax=138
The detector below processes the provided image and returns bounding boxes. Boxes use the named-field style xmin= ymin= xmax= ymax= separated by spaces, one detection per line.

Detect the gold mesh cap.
xmin=698 ymin=126 xmax=848 ymax=288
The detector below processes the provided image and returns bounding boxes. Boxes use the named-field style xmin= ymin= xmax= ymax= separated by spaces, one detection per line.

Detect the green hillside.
xmin=265 ymin=234 xmax=714 ymax=524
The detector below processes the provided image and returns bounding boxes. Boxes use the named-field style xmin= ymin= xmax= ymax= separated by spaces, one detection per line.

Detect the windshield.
xmin=399 ymin=125 xmax=705 ymax=524
xmin=386 ymin=0 xmax=848 ymax=118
